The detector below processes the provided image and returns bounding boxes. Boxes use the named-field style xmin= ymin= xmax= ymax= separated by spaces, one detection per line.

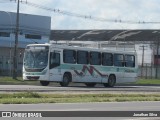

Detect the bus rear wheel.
xmin=40 ymin=81 xmax=50 ymax=86
xmin=60 ymin=74 xmax=70 ymax=87
xmin=104 ymin=75 xmax=116 ymax=87
xmin=85 ymin=83 xmax=96 ymax=87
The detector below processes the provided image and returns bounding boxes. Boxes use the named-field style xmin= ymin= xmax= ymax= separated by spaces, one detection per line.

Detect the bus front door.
xmin=49 ymin=52 xmax=61 ymax=82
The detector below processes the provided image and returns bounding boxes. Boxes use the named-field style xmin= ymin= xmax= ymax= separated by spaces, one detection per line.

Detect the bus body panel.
xmin=23 ymin=43 xmax=138 ymax=86
xmin=47 ymin=64 xmax=138 ymax=83
xmin=23 ymin=68 xmax=49 ymax=81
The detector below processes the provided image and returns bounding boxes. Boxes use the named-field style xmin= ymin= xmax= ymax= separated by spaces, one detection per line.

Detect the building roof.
xmin=50 ymin=30 xmax=160 ymax=42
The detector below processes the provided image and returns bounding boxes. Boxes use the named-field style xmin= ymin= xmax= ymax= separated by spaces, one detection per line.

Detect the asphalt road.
xmin=1 ymin=85 xmax=160 ymax=120
xmin=0 ymin=84 xmax=160 ymax=93
xmin=0 ymin=102 xmax=160 ymax=120
xmin=0 ymin=102 xmax=160 ymax=111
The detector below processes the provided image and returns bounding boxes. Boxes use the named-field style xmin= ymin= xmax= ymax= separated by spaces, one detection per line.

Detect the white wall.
xmin=135 ymin=44 xmax=153 ymax=65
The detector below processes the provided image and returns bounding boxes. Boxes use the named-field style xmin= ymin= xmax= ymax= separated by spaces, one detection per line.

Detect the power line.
xmin=8 ymin=0 xmax=160 ymax=24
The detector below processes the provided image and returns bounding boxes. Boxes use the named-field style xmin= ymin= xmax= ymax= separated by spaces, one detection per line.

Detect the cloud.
xmin=1 ymin=0 xmax=160 ymax=29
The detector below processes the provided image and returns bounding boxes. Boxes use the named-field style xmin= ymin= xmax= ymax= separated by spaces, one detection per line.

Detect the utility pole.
xmin=13 ymin=0 xmax=20 ymax=79
xmin=139 ymin=45 xmax=147 ymax=77
xmin=155 ymin=40 xmax=160 ymax=79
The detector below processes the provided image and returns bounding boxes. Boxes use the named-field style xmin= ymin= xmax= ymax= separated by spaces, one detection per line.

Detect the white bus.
xmin=23 ymin=43 xmax=138 ymax=87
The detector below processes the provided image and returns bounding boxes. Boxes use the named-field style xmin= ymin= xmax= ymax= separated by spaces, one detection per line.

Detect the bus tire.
xmin=85 ymin=83 xmax=96 ymax=87
xmin=40 ymin=81 xmax=50 ymax=86
xmin=104 ymin=75 xmax=116 ymax=87
xmin=60 ymin=73 xmax=70 ymax=87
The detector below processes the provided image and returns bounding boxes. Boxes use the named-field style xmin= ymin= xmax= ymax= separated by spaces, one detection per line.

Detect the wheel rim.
xmin=108 ymin=76 xmax=115 ymax=86
xmin=64 ymin=76 xmax=68 ymax=84
xmin=63 ymin=75 xmax=69 ymax=86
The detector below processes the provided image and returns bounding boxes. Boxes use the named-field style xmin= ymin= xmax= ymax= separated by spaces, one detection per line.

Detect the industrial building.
xmin=50 ymin=30 xmax=160 ymax=78
xmin=0 ymin=11 xmax=51 ymax=75
xmin=50 ymin=30 xmax=160 ymax=65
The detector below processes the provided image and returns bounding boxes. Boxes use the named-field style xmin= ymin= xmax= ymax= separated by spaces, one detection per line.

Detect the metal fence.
xmin=138 ymin=65 xmax=160 ymax=79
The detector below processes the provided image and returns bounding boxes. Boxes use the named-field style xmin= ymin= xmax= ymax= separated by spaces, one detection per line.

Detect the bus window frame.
xmin=90 ymin=51 xmax=101 ymax=65
xmin=77 ymin=50 xmax=89 ymax=64
xmin=50 ymin=52 xmax=60 ymax=69
xmin=114 ymin=54 xmax=125 ymax=67
xmin=102 ymin=53 xmax=113 ymax=66
xmin=125 ymin=54 xmax=135 ymax=68
xmin=63 ymin=49 xmax=76 ymax=64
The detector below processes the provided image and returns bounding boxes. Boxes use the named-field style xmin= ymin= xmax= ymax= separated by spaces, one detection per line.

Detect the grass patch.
xmin=0 ymin=92 xmax=160 ymax=104
xmin=135 ymin=79 xmax=160 ymax=85
xmin=0 ymin=77 xmax=39 ymax=85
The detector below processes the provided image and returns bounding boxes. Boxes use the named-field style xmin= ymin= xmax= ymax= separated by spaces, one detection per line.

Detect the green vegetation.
xmin=0 ymin=92 xmax=160 ymax=104
xmin=0 ymin=77 xmax=39 ymax=85
xmin=0 ymin=77 xmax=159 ymax=104
xmin=135 ymin=78 xmax=160 ymax=85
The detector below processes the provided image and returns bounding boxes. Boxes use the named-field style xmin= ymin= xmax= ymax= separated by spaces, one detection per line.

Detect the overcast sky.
xmin=0 ymin=0 xmax=160 ymax=30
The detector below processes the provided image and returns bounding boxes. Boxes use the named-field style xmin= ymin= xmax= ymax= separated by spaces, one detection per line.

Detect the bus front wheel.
xmin=104 ymin=75 xmax=116 ymax=87
xmin=60 ymin=74 xmax=70 ymax=87
xmin=40 ymin=81 xmax=50 ymax=86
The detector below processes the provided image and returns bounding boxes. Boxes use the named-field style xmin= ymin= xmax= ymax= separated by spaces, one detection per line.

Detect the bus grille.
xmin=26 ymin=76 xmax=40 ymax=80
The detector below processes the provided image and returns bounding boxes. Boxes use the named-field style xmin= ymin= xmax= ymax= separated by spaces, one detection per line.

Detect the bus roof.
xmin=26 ymin=43 xmax=136 ymax=54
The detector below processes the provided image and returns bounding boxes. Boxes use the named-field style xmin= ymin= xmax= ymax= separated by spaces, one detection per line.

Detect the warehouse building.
xmin=50 ymin=30 xmax=160 ymax=78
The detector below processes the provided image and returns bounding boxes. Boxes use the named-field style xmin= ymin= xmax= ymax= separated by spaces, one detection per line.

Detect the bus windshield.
xmin=24 ymin=46 xmax=49 ymax=69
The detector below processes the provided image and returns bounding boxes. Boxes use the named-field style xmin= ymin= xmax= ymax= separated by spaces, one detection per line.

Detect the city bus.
xmin=23 ymin=43 xmax=138 ymax=87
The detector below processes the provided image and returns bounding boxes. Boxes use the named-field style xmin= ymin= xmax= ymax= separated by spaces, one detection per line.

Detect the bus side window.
xmin=63 ymin=50 xmax=76 ymax=64
xmin=114 ymin=54 xmax=124 ymax=67
xmin=77 ymin=51 xmax=88 ymax=64
xmin=90 ymin=52 xmax=101 ymax=65
xmin=125 ymin=55 xmax=135 ymax=67
xmin=102 ymin=53 xmax=113 ymax=66
xmin=50 ymin=52 xmax=60 ymax=69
